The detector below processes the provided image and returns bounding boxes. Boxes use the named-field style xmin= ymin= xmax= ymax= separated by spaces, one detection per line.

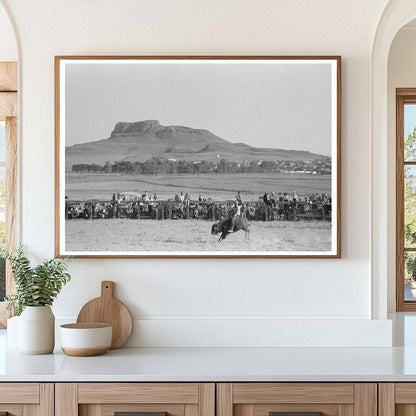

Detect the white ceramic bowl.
xmin=60 ymin=323 xmax=112 ymax=356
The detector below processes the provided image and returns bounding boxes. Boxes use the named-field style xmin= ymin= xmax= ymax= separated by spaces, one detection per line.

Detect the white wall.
xmin=387 ymin=25 xmax=416 ymax=313
xmin=0 ymin=4 xmax=17 ymax=61
xmin=0 ymin=0 xmax=393 ymax=346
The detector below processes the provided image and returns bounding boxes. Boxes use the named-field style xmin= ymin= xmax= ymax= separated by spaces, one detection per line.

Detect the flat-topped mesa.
xmin=66 ymin=119 xmax=328 ymax=170
xmin=111 ymin=120 xmax=161 ymax=137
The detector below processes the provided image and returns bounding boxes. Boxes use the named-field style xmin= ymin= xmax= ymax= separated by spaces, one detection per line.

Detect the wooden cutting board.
xmin=76 ymin=281 xmax=133 ymax=349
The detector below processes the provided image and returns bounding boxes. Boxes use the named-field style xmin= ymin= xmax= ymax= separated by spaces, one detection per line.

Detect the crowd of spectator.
xmin=65 ymin=190 xmax=332 ymax=222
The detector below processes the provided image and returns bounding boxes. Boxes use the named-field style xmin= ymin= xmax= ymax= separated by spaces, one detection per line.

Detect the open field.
xmin=65 ymin=172 xmax=331 ymax=201
xmin=65 ymin=219 xmax=332 ymax=253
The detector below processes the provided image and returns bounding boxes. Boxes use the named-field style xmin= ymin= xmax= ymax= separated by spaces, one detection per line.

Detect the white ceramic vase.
xmin=19 ymin=306 xmax=55 ymax=354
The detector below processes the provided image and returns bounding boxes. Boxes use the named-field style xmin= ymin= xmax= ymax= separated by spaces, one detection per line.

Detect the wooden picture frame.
xmin=55 ymin=56 xmax=341 ymax=258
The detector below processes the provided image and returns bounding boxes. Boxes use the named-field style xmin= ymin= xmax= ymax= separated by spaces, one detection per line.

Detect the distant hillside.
xmin=65 ymin=120 xmax=327 ymax=170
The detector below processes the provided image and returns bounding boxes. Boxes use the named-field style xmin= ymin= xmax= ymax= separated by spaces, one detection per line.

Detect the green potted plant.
xmin=1 ymin=245 xmax=71 ymax=354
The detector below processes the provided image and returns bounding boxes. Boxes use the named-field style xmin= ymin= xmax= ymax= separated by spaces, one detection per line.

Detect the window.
xmin=0 ymin=121 xmax=5 ymax=301
xmin=396 ymin=89 xmax=416 ymax=310
xmin=0 ymin=62 xmax=17 ymax=327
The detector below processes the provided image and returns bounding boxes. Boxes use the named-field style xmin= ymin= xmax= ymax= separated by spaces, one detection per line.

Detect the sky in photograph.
xmin=65 ymin=61 xmax=333 ymax=156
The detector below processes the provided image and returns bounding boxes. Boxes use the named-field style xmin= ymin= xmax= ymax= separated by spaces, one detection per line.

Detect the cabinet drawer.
xmin=379 ymin=383 xmax=416 ymax=416
xmin=217 ymin=383 xmax=376 ymax=416
xmin=56 ymin=383 xmax=215 ymax=416
xmin=80 ymin=403 xmax=184 ymax=416
xmin=0 ymin=383 xmax=53 ymax=416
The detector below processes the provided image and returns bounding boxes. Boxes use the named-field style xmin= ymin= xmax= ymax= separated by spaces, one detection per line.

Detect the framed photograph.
xmin=55 ymin=56 xmax=341 ymax=258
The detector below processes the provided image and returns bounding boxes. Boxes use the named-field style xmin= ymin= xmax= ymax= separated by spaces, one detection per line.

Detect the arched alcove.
xmin=0 ymin=0 xmax=19 ymax=327
xmin=0 ymin=0 xmax=395 ymax=346
xmin=371 ymin=0 xmax=416 ymax=319
xmin=386 ymin=20 xmax=416 ymax=314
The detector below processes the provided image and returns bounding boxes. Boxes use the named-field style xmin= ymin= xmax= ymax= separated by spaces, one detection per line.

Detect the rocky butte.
xmin=65 ymin=120 xmax=327 ymax=170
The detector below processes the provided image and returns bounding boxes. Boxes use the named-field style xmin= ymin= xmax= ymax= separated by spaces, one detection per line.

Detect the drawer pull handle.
xmin=115 ymin=412 xmax=168 ymax=416
xmin=270 ymin=413 xmax=324 ymax=416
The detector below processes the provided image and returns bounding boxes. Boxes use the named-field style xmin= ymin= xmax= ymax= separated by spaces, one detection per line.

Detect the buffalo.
xmin=211 ymin=216 xmax=250 ymax=242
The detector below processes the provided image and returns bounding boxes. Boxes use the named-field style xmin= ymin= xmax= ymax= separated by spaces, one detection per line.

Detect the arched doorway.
xmin=371 ymin=1 xmax=416 ymax=319
xmin=0 ymin=0 xmax=18 ymax=327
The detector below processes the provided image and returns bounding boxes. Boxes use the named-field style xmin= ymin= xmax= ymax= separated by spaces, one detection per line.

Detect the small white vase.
xmin=19 ymin=306 xmax=55 ymax=354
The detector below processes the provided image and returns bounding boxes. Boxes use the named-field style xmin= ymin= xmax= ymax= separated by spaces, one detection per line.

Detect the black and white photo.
xmin=55 ymin=56 xmax=341 ymax=257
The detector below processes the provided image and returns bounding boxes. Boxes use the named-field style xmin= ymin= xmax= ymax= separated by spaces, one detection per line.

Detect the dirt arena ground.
xmin=65 ymin=218 xmax=332 ymax=253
